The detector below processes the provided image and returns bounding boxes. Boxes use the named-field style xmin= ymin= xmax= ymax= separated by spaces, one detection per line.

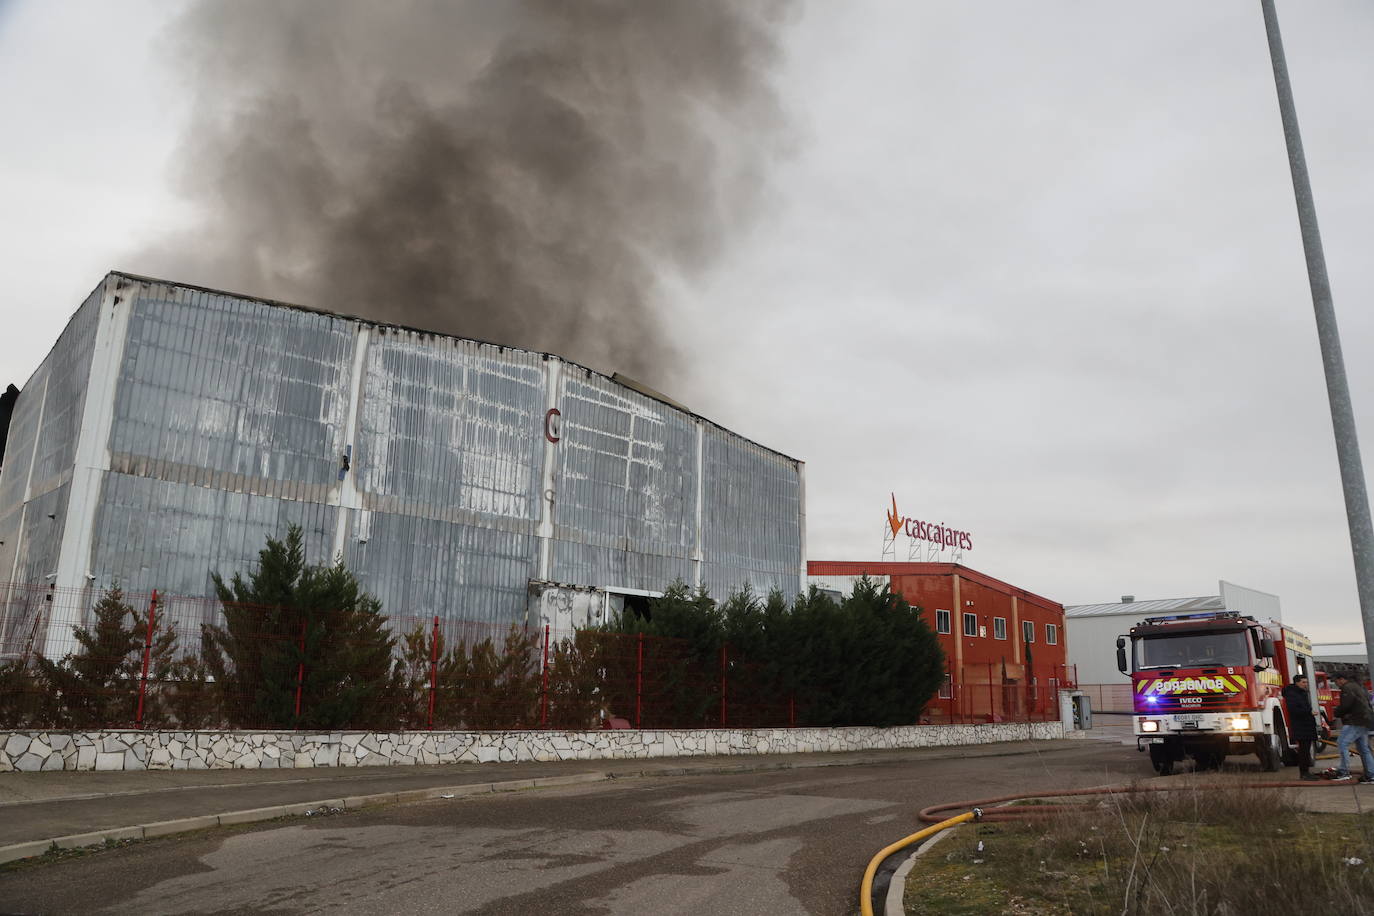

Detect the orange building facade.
xmin=807 ymin=561 xmax=1073 ymax=723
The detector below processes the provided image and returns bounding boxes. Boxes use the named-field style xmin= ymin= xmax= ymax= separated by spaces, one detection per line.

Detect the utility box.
xmin=1074 ymin=693 xmax=1092 ymax=729
xmin=1060 ymin=689 xmax=1090 ymax=730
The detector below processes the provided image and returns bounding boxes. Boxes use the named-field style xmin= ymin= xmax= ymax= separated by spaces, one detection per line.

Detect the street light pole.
xmin=1260 ymin=0 xmax=1374 ymax=660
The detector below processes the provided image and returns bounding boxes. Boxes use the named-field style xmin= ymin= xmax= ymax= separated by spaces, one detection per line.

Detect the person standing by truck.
xmin=1281 ymin=675 xmax=1320 ymax=780
xmin=1332 ymin=673 xmax=1374 ymax=782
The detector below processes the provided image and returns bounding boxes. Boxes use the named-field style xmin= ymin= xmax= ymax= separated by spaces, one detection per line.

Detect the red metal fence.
xmin=0 ymin=583 xmax=1074 ymax=731
xmin=1074 ymin=682 xmax=1134 ymax=716
xmin=923 ymin=662 xmax=1079 ymax=725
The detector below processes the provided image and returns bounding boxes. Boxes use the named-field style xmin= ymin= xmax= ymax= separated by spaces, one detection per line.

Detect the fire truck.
xmin=1115 ymin=609 xmax=1319 ymax=775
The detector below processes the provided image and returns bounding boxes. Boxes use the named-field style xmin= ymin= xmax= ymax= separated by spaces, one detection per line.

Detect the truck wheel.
xmin=1149 ymin=744 xmax=1175 ymax=776
xmin=1256 ymin=730 xmax=1282 ymax=772
xmin=1276 ymin=718 xmax=1298 ymax=767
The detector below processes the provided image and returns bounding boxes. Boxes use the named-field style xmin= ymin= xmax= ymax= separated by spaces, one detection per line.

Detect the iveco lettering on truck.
xmin=1115 ymin=610 xmax=1318 ymax=775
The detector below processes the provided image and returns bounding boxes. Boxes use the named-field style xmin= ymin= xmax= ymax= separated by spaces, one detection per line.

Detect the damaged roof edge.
xmin=104 ymin=269 xmax=803 ymax=466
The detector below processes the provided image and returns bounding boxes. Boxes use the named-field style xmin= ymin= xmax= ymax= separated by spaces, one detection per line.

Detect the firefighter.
xmin=1331 ymin=673 xmax=1374 ymax=783
xmin=1281 ymin=675 xmax=1319 ymax=780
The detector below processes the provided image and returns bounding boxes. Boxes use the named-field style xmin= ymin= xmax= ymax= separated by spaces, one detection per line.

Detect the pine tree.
xmin=786 ymin=585 xmax=852 ymax=726
xmin=394 ymin=621 xmax=469 ymax=730
xmin=460 ymin=626 xmax=539 ymax=729
xmin=611 ymin=581 xmax=724 ymax=728
xmin=129 ymin=594 xmax=183 ymax=727
xmin=545 ymin=630 xmax=604 ymax=730
xmin=204 ymin=525 xmax=398 ymax=729
xmin=35 ymin=586 xmax=178 ymax=728
xmin=165 ymin=653 xmax=217 ymax=729
xmin=720 ymin=585 xmax=795 ymax=727
xmin=395 ymin=623 xmax=436 ymax=730
xmin=789 ymin=577 xmax=946 ymax=728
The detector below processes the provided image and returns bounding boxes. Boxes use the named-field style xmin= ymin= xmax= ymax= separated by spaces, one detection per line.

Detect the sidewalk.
xmin=0 ymin=739 xmax=1086 ymax=859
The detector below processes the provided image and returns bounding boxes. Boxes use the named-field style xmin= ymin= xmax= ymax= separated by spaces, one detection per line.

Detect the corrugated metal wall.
xmin=344 ymin=328 xmax=545 ymax=625
xmin=27 ymin=282 xmax=104 ymax=497
xmin=0 ymin=273 xmax=804 ymax=640
xmin=551 ymin=370 xmax=698 ymax=592
xmin=700 ymin=426 xmax=804 ymax=598
xmin=90 ymin=474 xmax=337 ymax=597
xmin=0 ymin=280 xmax=104 ymax=582
xmin=0 ymin=362 xmax=46 ymax=584
xmin=0 ymin=280 xmax=105 ymax=655
xmin=111 ymin=284 xmax=354 ymax=489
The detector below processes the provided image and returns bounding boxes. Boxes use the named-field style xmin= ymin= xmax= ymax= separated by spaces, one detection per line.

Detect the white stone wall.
xmin=0 ymin=722 xmax=1063 ymax=773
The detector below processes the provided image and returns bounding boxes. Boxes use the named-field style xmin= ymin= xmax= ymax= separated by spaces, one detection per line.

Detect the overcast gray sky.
xmin=1 ymin=1 xmax=1371 ymax=642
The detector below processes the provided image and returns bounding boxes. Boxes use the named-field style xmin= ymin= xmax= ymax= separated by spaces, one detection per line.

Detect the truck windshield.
xmin=1136 ymin=630 xmax=1250 ymax=669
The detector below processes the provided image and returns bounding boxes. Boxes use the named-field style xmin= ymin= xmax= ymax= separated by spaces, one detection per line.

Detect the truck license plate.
xmin=1173 ymin=714 xmax=1201 ymax=722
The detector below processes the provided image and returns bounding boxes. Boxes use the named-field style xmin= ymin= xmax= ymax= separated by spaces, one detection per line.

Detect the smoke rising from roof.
xmin=144 ymin=0 xmax=793 ymax=383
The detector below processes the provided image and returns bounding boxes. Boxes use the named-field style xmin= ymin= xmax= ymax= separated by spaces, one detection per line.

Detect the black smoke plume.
xmin=142 ymin=0 xmax=793 ymax=385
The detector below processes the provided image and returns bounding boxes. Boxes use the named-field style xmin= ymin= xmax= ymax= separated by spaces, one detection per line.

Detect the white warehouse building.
xmin=1066 ymin=581 xmax=1281 ymax=714
xmin=0 ymin=273 xmax=806 ymax=658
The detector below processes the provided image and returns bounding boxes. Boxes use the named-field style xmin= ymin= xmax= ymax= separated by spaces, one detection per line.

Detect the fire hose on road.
xmin=859 ymin=775 xmax=1353 ymax=916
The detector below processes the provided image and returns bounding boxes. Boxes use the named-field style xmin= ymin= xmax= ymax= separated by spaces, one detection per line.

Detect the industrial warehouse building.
xmin=807 ymin=561 xmax=1069 ymax=721
xmin=0 ymin=272 xmax=805 ymax=658
xmin=1065 ymin=581 xmax=1282 ymax=714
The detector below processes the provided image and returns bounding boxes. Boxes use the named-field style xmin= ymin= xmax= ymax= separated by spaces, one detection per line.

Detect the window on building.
xmin=993 ymin=617 xmax=1007 ymax=640
xmin=938 ymin=673 xmax=953 ymax=699
xmin=1046 ymin=623 xmax=1059 ymax=645
xmin=936 ymin=609 xmax=951 ymax=634
xmin=963 ymin=612 xmax=978 ymax=637
xmin=1023 ymin=620 xmax=1035 ymax=644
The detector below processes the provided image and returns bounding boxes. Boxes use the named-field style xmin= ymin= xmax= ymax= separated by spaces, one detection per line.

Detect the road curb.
xmin=0 ymin=772 xmax=612 ymax=867
xmin=884 ymin=821 xmax=964 ymax=916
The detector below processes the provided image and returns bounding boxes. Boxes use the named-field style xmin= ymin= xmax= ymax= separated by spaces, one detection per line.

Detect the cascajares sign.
xmin=886 ymin=494 xmax=972 ymax=552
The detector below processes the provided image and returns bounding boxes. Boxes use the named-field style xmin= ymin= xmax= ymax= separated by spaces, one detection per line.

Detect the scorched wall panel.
xmin=355 ymin=330 xmax=545 ymax=521
xmin=110 ymin=285 xmax=354 ymax=487
xmin=550 ymin=372 xmax=698 ymax=592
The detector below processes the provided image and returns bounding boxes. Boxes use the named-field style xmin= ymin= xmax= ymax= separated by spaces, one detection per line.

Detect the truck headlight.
xmin=1229 ymin=717 xmax=1251 ymax=730
xmin=1141 ymin=720 xmax=1159 ymax=733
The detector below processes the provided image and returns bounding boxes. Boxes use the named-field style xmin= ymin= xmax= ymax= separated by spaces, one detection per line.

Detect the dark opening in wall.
xmin=623 ymin=593 xmax=652 ymax=622
xmin=0 ymin=384 xmax=19 ymax=472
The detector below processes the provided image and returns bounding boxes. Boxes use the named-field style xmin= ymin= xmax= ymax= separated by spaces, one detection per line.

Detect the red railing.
xmin=0 ymin=583 xmax=1075 ymax=731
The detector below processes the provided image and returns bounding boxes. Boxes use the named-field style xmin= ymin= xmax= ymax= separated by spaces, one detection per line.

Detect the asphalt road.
xmin=0 ymin=740 xmax=1147 ymax=915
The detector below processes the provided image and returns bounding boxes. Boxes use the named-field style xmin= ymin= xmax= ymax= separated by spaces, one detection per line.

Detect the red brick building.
xmin=807 ymin=561 xmax=1071 ymax=722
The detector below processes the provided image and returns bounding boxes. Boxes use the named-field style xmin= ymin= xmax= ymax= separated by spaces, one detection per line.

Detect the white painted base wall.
xmin=0 ymin=722 xmax=1064 ymax=772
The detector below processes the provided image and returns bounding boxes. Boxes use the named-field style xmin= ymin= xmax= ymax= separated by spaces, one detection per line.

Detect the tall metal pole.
xmin=1261 ymin=0 xmax=1374 ymax=660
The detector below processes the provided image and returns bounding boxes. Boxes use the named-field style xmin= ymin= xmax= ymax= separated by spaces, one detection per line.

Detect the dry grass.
xmin=906 ymin=784 xmax=1374 ymax=915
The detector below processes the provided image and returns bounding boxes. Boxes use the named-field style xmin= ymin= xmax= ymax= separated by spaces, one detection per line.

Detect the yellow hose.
xmin=859 ymin=809 xmax=978 ymax=916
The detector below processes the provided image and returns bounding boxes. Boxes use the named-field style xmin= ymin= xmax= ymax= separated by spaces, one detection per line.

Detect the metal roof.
xmin=1313 ymin=642 xmax=1365 ymax=656
xmin=1064 ymin=596 xmax=1225 ymax=619
xmin=103 ymin=271 xmax=802 ymax=465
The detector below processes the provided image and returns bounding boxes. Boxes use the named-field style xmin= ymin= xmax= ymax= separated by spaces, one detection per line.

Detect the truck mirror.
xmin=1116 ymin=644 xmax=1128 ymax=675
xmin=1115 ymin=636 xmax=1125 ymax=650
xmin=1261 ymin=638 xmax=1277 ymax=659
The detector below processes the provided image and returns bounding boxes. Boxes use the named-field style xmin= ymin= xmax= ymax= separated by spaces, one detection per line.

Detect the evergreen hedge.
xmin=0 ymin=533 xmax=947 ymax=730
